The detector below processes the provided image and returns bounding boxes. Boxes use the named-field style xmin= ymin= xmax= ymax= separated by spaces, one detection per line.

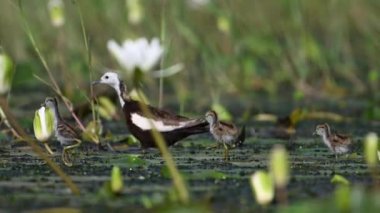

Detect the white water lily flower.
xmin=107 ymin=38 xmax=164 ymax=73
xmin=33 ymin=106 xmax=54 ymax=142
xmin=0 ymin=52 xmax=14 ymax=95
xmin=47 ymin=0 xmax=65 ymax=27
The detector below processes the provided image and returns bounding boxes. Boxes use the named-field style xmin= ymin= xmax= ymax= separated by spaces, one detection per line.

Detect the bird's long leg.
xmin=223 ymin=143 xmax=229 ymax=161
xmin=44 ymin=143 xmax=54 ymax=155
xmin=62 ymin=140 xmax=81 ymax=167
xmin=207 ymin=143 xmax=221 ymax=150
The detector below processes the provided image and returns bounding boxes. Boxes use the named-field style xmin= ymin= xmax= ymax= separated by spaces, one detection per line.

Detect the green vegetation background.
xmin=0 ymin=0 xmax=379 ymax=115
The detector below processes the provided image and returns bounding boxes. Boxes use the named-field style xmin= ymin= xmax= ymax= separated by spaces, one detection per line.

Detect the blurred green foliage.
xmin=0 ymin=0 xmax=379 ymax=113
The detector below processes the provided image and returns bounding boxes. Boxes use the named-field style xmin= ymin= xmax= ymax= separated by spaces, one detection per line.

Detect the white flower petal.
xmin=107 ymin=37 xmax=164 ymax=73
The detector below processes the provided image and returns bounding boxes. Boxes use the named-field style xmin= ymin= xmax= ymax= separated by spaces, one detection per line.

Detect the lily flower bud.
xmin=111 ymin=166 xmax=124 ymax=194
xmin=33 ymin=106 xmax=54 ymax=142
xmin=0 ymin=51 xmax=14 ymax=95
xmin=250 ymin=170 xmax=274 ymax=206
xmin=269 ymin=145 xmax=290 ymax=188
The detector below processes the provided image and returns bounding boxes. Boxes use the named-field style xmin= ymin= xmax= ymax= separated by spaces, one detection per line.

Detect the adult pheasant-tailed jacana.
xmin=92 ymin=72 xmax=208 ymax=148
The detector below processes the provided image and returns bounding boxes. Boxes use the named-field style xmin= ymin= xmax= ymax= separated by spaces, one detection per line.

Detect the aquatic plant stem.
xmin=158 ymin=0 xmax=166 ymax=108
xmin=74 ymin=0 xmax=100 ymax=143
xmin=18 ymin=1 xmax=89 ymax=139
xmin=136 ymin=90 xmax=190 ymax=204
xmin=0 ymin=97 xmax=80 ymax=195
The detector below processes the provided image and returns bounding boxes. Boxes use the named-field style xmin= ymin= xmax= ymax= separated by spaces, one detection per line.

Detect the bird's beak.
xmin=312 ymin=131 xmax=316 ymax=136
xmin=92 ymin=80 xmax=101 ymax=85
xmin=41 ymin=103 xmax=46 ymax=107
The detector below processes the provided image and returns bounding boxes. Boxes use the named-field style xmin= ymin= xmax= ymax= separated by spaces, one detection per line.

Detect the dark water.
xmin=1 ymin=91 xmax=379 ymax=212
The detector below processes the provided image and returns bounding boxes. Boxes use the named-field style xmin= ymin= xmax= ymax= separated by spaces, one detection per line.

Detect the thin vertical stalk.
xmin=74 ymin=0 xmax=98 ymax=135
xmin=158 ymin=0 xmax=166 ymax=108
xmin=137 ymin=90 xmax=190 ymax=204
xmin=18 ymin=0 xmax=88 ymax=135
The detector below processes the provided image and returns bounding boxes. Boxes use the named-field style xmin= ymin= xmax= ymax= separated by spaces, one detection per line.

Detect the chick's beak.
xmin=312 ymin=131 xmax=317 ymax=136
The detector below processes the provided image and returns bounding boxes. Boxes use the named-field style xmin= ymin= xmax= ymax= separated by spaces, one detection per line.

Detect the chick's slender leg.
xmin=62 ymin=139 xmax=81 ymax=167
xmin=223 ymin=143 xmax=229 ymax=161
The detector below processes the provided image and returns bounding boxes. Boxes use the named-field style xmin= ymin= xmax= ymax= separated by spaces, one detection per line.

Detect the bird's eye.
xmin=105 ymin=75 xmax=109 ymax=79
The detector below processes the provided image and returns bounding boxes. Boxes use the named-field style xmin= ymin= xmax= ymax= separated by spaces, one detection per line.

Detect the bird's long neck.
xmin=209 ymin=115 xmax=218 ymax=129
xmin=114 ymin=80 xmax=129 ymax=107
xmin=324 ymin=124 xmax=331 ymax=137
xmin=50 ymin=103 xmax=62 ymax=130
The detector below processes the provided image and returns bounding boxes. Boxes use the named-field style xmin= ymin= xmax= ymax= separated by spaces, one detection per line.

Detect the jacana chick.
xmin=43 ymin=97 xmax=81 ymax=166
xmin=313 ymin=123 xmax=351 ymax=159
xmin=205 ymin=110 xmax=245 ymax=161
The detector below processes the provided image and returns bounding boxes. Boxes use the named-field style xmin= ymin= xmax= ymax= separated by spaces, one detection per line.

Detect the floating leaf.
xmin=331 ymin=174 xmax=350 ymax=185
xmin=111 ymin=166 xmax=123 ymax=194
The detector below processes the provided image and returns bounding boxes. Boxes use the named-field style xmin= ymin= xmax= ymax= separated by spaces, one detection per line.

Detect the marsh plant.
xmin=0 ymin=50 xmax=14 ymax=96
xmin=111 ymin=166 xmax=124 ymax=195
xmin=269 ymin=145 xmax=290 ymax=204
xmin=250 ymin=170 xmax=275 ymax=206
xmin=47 ymin=0 xmax=65 ymax=28
xmin=33 ymin=106 xmax=55 ymax=154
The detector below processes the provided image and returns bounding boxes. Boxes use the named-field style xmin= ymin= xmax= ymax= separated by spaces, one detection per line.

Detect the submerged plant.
xmin=33 ymin=106 xmax=55 ymax=154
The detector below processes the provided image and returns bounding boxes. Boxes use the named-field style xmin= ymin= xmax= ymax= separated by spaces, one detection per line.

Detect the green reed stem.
xmin=136 ymin=90 xmax=190 ymax=204
xmin=158 ymin=0 xmax=167 ymax=108
xmin=74 ymin=0 xmax=99 ymax=143
xmin=18 ymin=0 xmax=88 ymax=134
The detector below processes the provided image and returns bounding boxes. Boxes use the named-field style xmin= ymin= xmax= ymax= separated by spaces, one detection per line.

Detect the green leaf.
xmin=211 ymin=103 xmax=232 ymax=121
xmin=111 ymin=166 xmax=123 ymax=194
xmin=364 ymin=133 xmax=378 ymax=167
xmin=270 ymin=145 xmax=290 ymax=187
xmin=331 ymin=174 xmax=350 ymax=185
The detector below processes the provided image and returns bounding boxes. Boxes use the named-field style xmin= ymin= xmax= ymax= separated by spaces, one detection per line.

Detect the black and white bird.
xmin=92 ymin=72 xmax=208 ymax=148
xmin=205 ymin=110 xmax=245 ymax=160
xmin=43 ymin=97 xmax=81 ymax=166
